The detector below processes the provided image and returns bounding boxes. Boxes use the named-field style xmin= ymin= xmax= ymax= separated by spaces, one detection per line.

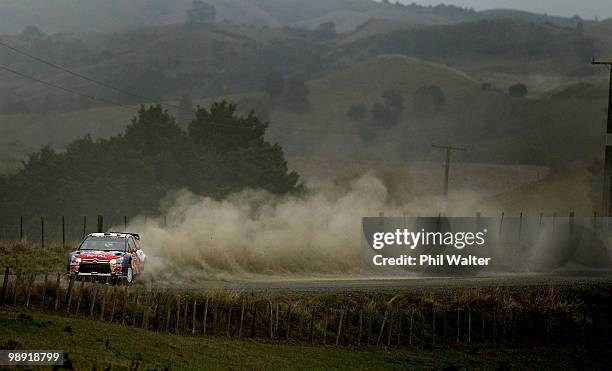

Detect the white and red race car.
xmin=68 ymin=232 xmax=146 ymax=284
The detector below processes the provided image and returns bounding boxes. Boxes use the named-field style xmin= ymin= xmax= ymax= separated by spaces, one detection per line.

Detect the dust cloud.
xmin=124 ymin=172 xmax=482 ymax=280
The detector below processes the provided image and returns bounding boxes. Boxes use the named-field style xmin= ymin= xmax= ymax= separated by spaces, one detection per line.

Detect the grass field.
xmin=1 ymin=307 xmax=610 ymax=370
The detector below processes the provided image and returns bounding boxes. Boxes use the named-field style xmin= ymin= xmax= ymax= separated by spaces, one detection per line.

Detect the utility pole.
xmin=592 ymin=58 xmax=612 ymax=216
xmin=432 ymin=144 xmax=467 ymax=199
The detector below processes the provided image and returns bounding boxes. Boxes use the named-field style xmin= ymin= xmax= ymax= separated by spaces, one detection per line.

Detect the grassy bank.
xmin=0 ymin=242 xmax=70 ymax=275
xmin=1 ymin=308 xmax=610 ymax=370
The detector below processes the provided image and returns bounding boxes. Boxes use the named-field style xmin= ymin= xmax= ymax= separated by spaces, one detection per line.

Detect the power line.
xmin=0 ymin=64 xmax=138 ymax=112
xmin=0 ymin=40 xmax=182 ymax=110
xmin=0 ymin=41 xmax=359 ymax=137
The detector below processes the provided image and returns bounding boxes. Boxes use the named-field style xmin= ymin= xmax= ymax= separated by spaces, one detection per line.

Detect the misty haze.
xmin=0 ymin=2 xmax=611 ymax=368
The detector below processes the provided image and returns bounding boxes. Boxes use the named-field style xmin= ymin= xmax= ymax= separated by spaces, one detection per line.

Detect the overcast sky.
xmin=402 ymin=0 xmax=612 ymax=19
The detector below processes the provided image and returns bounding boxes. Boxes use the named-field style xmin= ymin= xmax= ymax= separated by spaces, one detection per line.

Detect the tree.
xmin=177 ymin=94 xmax=194 ymax=127
xmin=347 ymin=104 xmax=368 ymax=121
xmin=372 ymin=89 xmax=404 ymax=127
xmin=261 ymin=71 xmax=285 ymax=101
xmin=186 ymin=1 xmax=216 ymax=24
xmin=509 ymin=83 xmax=528 ymax=98
xmin=413 ymin=85 xmax=445 ymax=115
xmin=0 ymin=103 xmax=300 ymax=228
xmin=314 ymin=22 xmax=337 ymax=40
xmin=188 ymin=101 xmax=300 ymax=194
xmin=283 ymin=77 xmax=310 ymax=112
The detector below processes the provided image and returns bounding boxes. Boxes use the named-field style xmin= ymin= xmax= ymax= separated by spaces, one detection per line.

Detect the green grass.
xmin=1 ymin=308 xmax=610 ymax=370
xmin=0 ymin=242 xmax=70 ymax=275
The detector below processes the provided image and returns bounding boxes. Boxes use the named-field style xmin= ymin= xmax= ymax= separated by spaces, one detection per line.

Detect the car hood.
xmin=75 ymin=251 xmax=125 ymax=261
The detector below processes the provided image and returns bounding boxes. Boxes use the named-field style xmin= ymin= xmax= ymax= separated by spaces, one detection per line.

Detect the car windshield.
xmin=80 ymin=237 xmax=126 ymax=251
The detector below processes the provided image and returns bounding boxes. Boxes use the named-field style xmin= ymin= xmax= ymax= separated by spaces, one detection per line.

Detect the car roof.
xmin=87 ymin=232 xmax=138 ymax=239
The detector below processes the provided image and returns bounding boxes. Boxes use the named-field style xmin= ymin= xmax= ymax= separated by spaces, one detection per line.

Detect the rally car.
xmin=67 ymin=232 xmax=146 ymax=284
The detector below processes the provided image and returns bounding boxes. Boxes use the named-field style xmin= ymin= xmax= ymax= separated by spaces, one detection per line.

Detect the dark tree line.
xmin=0 ymin=102 xmax=300 ymax=229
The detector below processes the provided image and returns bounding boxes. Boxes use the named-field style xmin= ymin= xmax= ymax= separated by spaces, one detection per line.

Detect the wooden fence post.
xmin=239 ymin=300 xmax=245 ymax=338
xmin=323 ymin=311 xmax=328 ymax=345
xmin=175 ymin=295 xmax=181 ymax=334
xmin=336 ymin=310 xmax=344 ymax=346
xmin=409 ymin=309 xmax=415 ymax=345
xmin=358 ymin=310 xmax=363 ymax=346
xmin=12 ymin=271 xmax=23 ymax=306
xmin=65 ymin=276 xmax=74 ymax=311
xmin=54 ymin=273 xmax=61 ymax=311
xmin=110 ymin=286 xmax=117 ymax=323
xmin=203 ymin=296 xmax=209 ymax=336
xmin=97 ymin=215 xmax=104 ymax=233
xmin=377 ymin=307 xmax=390 ymax=346
xmin=250 ymin=303 xmax=257 ymax=338
xmin=90 ymin=281 xmax=99 ymax=318
xmin=121 ymin=286 xmax=128 ymax=326
xmin=192 ymin=300 xmax=197 ymax=335
xmin=100 ymin=279 xmax=109 ymax=321
xmin=285 ymin=304 xmax=292 ymax=340
xmin=268 ymin=302 xmax=273 ymax=339
xmin=75 ymin=280 xmax=85 ymax=314
xmin=19 ymin=217 xmax=23 ymax=242
xmin=227 ymin=306 xmax=233 ymax=338
xmin=25 ymin=273 xmax=35 ymax=308
xmin=40 ymin=274 xmax=48 ymax=308
xmin=310 ymin=308 xmax=316 ymax=344
xmin=82 ymin=216 xmax=87 ymax=238
xmin=0 ymin=267 xmax=9 ymax=305
xmin=124 ymin=216 xmax=127 ymax=233
xmin=468 ymin=306 xmax=472 ymax=345
xmin=165 ymin=298 xmax=171 ymax=333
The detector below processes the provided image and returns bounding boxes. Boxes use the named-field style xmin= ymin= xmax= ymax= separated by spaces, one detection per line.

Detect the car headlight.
xmin=110 ymin=257 xmax=123 ymax=265
xmin=71 ymin=256 xmax=81 ymax=263
xmin=76 ymin=257 xmax=81 ymax=263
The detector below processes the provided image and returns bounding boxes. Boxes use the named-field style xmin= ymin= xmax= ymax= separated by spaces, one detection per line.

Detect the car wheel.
xmin=126 ymin=267 xmax=134 ymax=284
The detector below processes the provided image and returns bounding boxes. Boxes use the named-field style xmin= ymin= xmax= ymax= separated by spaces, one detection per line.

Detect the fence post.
xmin=239 ymin=300 xmax=245 ymax=338
xmin=19 ymin=217 xmax=23 ymax=242
xmin=97 ymin=215 xmax=104 ymax=233
xmin=227 ymin=306 xmax=233 ymax=338
xmin=100 ymin=278 xmax=109 ymax=321
xmin=64 ymin=276 xmax=74 ymax=311
xmin=203 ymin=296 xmax=209 ymax=336
xmin=124 ymin=216 xmax=127 ymax=232
xmin=468 ymin=306 xmax=472 ymax=345
xmin=165 ymin=298 xmax=171 ymax=333
xmin=0 ymin=267 xmax=8 ymax=305
xmin=12 ymin=271 xmax=21 ymax=306
xmin=358 ymin=310 xmax=363 ymax=346
xmin=175 ymin=295 xmax=181 ymax=334
xmin=250 ymin=303 xmax=257 ymax=338
xmin=336 ymin=310 xmax=344 ymax=346
xmin=41 ymin=216 xmax=45 ymax=248
xmin=310 ymin=308 xmax=316 ymax=344
xmin=54 ymin=273 xmax=61 ymax=311
xmin=62 ymin=216 xmax=66 ymax=248
xmin=121 ymin=286 xmax=128 ymax=326
xmin=82 ymin=216 xmax=87 ymax=238
xmin=192 ymin=300 xmax=197 ymax=335
xmin=75 ymin=280 xmax=85 ymax=314
xmin=90 ymin=281 xmax=99 ymax=318
xmin=40 ymin=274 xmax=48 ymax=308
xmin=269 ymin=302 xmax=273 ymax=339
xmin=110 ymin=286 xmax=117 ymax=323
xmin=25 ymin=273 xmax=35 ymax=308
xmin=285 ymin=304 xmax=292 ymax=340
